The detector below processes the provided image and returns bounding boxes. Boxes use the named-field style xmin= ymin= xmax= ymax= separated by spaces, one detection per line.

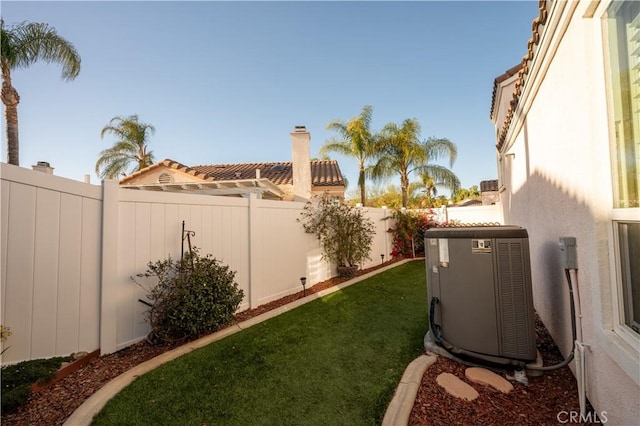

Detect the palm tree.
xmin=421 ymin=174 xmax=438 ymax=198
xmin=321 ymin=105 xmax=378 ymax=206
xmin=373 ymin=118 xmax=460 ymax=208
xmin=417 ymin=167 xmax=462 ymax=206
xmin=1 ymin=20 xmax=81 ymax=166
xmin=96 ymin=115 xmax=156 ymax=179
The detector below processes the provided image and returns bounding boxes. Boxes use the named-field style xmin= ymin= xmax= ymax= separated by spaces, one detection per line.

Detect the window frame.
xmin=602 ymin=0 xmax=640 ymax=348
xmin=609 ymin=210 xmax=640 ymax=347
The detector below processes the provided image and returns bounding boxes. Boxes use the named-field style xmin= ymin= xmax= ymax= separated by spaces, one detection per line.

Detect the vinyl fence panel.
xmin=2 ymin=164 xmax=402 ymax=363
xmin=1 ymin=164 xmax=102 ymax=364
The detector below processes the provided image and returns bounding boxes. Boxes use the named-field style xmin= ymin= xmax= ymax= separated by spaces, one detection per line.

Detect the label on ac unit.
xmin=438 ymin=239 xmax=449 ymax=267
xmin=472 ymin=239 xmax=492 ymax=253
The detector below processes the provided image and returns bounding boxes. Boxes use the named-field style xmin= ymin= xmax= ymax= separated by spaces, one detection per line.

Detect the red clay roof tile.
xmin=121 ymin=158 xmax=345 ymax=188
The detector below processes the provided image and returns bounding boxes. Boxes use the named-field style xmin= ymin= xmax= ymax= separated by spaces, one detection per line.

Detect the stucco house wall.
xmin=119 ymin=166 xmax=205 ymax=186
xmin=492 ymin=1 xmax=639 ymax=424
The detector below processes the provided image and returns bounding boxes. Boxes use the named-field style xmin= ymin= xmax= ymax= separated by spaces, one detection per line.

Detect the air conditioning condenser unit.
xmin=425 ymin=226 xmax=537 ymax=367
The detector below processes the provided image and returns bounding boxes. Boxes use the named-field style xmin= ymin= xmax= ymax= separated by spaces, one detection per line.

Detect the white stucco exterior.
xmin=492 ymin=1 xmax=639 ymax=424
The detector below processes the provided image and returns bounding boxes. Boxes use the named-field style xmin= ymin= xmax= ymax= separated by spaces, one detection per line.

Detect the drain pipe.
xmin=568 ymin=268 xmax=587 ymax=418
xmin=563 ymin=237 xmax=586 ymax=417
xmin=525 ymin=270 xmax=576 ymax=371
xmin=526 ymin=237 xmax=581 ymax=373
xmin=526 ymin=238 xmax=586 ymax=416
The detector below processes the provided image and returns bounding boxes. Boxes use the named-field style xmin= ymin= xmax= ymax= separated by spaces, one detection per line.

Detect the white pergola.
xmin=121 ymin=178 xmax=286 ymax=200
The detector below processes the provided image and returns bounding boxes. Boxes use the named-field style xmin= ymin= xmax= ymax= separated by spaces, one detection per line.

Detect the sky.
xmin=1 ymin=0 xmax=540 ymax=197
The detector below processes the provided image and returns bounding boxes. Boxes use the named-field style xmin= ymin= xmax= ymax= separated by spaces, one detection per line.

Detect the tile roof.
xmin=121 ymin=159 xmax=345 ymax=187
xmin=492 ymin=0 xmax=548 ymax=151
xmin=192 ymin=160 xmax=345 ymax=187
xmin=119 ymin=159 xmax=215 ymax=184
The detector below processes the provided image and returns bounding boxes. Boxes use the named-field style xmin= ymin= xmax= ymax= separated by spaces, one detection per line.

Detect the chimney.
xmin=291 ymin=125 xmax=312 ymax=201
xmin=32 ymin=161 xmax=54 ymax=175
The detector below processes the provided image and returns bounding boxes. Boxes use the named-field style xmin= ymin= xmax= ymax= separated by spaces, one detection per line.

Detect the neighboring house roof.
xmin=451 ymin=198 xmax=483 ymax=207
xmin=192 ymin=160 xmax=345 ymax=187
xmin=120 ymin=159 xmax=215 ymax=184
xmin=492 ymin=0 xmax=548 ymax=150
xmin=480 ymin=179 xmax=499 ymax=192
xmin=119 ymin=158 xmax=345 ymax=200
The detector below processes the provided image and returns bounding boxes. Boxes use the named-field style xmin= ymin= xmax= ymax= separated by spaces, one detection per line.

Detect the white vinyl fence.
xmin=444 ymin=204 xmax=503 ymax=225
xmin=1 ymin=165 xmax=102 ymax=363
xmin=0 ymin=164 xmax=394 ymax=364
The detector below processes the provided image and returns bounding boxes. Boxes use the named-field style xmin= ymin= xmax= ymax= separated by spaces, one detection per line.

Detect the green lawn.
xmin=92 ymin=260 xmax=428 ymax=426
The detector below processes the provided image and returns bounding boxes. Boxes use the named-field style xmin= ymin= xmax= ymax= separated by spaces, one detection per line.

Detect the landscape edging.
xmin=64 ymin=258 xmax=419 ymax=425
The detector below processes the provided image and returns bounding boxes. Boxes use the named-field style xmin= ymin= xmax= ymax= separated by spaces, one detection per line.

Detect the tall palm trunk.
xmin=1 ymin=73 xmax=20 ymax=166
xmin=401 ymin=172 xmax=409 ymax=208
xmin=358 ymin=162 xmax=366 ymax=206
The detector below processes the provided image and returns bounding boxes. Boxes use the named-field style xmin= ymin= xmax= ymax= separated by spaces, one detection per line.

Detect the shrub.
xmin=137 ymin=248 xmax=244 ymax=344
xmin=298 ymin=198 xmax=375 ymax=271
xmin=1 ymin=324 xmax=11 ymax=356
xmin=387 ymin=210 xmax=438 ymax=258
xmin=1 ymin=357 xmax=70 ymax=414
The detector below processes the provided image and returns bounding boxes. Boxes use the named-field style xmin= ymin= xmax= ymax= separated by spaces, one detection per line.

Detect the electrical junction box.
xmin=559 ymin=237 xmax=578 ymax=270
xmin=425 ymin=226 xmax=537 ymax=364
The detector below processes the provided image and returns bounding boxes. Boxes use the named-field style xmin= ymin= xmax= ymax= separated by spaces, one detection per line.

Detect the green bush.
xmin=1 ymin=356 xmax=70 ymax=414
xmin=138 ymin=248 xmax=244 ymax=344
xmin=298 ymin=198 xmax=375 ymax=269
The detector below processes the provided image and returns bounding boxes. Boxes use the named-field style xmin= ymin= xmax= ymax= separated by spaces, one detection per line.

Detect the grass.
xmin=93 ymin=260 xmax=428 ymax=426
xmin=1 ymin=356 xmax=71 ymax=414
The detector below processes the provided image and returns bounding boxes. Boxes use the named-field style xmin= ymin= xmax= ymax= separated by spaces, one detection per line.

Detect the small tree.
xmin=135 ymin=248 xmax=244 ymax=344
xmin=298 ymin=198 xmax=375 ymax=276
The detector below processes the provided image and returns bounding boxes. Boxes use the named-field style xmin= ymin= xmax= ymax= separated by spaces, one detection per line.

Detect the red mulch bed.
xmin=409 ymin=315 xmax=596 ymax=425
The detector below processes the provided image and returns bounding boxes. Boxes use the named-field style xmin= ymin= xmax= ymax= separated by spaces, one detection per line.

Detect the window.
xmin=605 ymin=1 xmax=640 ymax=209
xmin=605 ymin=1 xmax=640 ymax=338
xmin=618 ymin=222 xmax=640 ymax=333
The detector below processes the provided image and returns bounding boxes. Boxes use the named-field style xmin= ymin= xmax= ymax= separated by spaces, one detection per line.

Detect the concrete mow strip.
xmin=65 ymin=259 xmax=417 ymax=426
xmin=436 ymin=372 xmax=479 ymax=401
xmin=382 ymin=354 xmax=437 ymax=426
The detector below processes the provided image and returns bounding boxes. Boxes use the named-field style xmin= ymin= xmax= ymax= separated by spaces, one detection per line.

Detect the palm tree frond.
xmin=424 ymin=137 xmax=458 ymax=166
xmin=319 ymin=140 xmax=353 ymax=158
xmin=96 ymin=115 xmax=156 ymax=179
xmin=9 ymin=21 xmax=81 ymax=80
xmin=418 ymin=164 xmax=460 ymax=193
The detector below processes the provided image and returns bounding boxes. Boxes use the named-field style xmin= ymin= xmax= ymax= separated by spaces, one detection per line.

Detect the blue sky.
xmin=1 ymin=0 xmax=539 ymax=197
